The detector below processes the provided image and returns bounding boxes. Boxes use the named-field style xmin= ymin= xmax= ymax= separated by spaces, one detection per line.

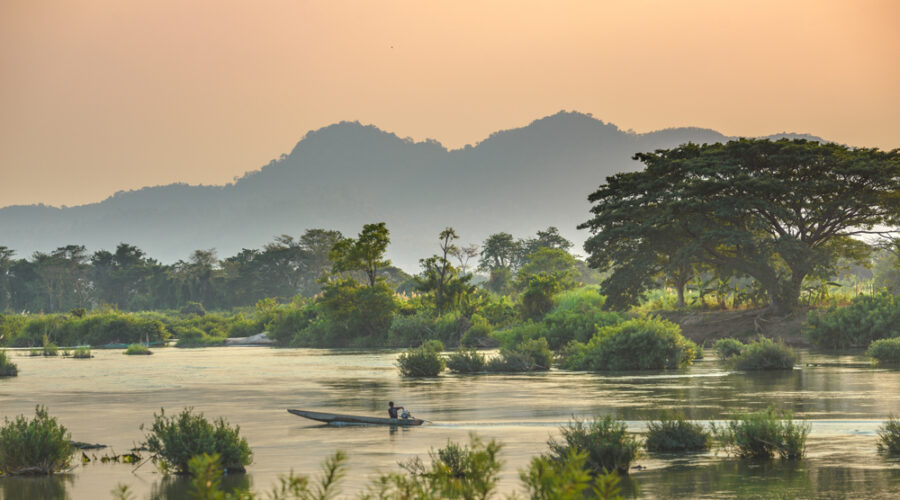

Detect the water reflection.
xmin=0 ymin=474 xmax=73 ymax=500
xmin=149 ymin=473 xmax=251 ymax=500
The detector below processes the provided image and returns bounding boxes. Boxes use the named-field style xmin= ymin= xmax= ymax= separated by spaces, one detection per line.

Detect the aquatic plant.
xmin=805 ymin=291 xmax=900 ymax=349
xmin=877 ymin=415 xmax=900 ymax=455
xmin=142 ymin=407 xmax=252 ymax=474
xmin=644 ymin=414 xmax=711 ymax=452
xmin=446 ymin=348 xmax=486 ymax=374
xmin=867 ymin=338 xmax=900 ymax=366
xmin=521 ymin=447 xmax=623 ymax=500
xmin=713 ymin=338 xmax=745 ymax=359
xmin=558 ymin=317 xmax=696 ymax=371
xmin=397 ymin=340 xmax=445 ymax=377
xmin=124 ymin=343 xmax=152 ymax=355
xmin=714 ymin=407 xmax=810 ymax=459
xmin=548 ymin=416 xmax=640 ymax=475
xmin=485 ymin=337 xmax=553 ymax=372
xmin=730 ymin=337 xmax=797 ymax=370
xmin=0 ymin=350 xmax=17 ymax=377
xmin=71 ymin=347 xmax=92 ymax=359
xmin=0 ymin=406 xmax=73 ymax=475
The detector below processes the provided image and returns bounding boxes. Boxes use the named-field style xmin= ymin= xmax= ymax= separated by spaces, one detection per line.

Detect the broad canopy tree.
xmin=580 ymin=139 xmax=900 ymax=313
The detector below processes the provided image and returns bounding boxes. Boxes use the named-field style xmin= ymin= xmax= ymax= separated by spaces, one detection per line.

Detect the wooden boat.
xmin=287 ymin=409 xmax=425 ymax=426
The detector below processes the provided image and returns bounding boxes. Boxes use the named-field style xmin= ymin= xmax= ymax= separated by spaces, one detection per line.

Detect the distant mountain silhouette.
xmin=0 ymin=111 xmax=825 ymax=271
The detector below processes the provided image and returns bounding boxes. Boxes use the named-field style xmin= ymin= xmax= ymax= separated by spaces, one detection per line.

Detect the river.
xmin=1 ymin=347 xmax=899 ymax=499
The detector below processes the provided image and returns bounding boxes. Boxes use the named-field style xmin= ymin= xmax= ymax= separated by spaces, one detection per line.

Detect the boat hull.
xmin=287 ymin=409 xmax=424 ymax=426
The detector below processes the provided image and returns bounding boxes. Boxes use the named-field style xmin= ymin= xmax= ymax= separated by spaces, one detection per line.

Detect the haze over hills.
xmin=0 ymin=111 xmax=824 ymax=272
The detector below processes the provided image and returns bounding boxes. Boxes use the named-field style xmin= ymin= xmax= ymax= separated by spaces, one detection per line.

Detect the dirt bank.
xmin=655 ymin=308 xmax=810 ymax=347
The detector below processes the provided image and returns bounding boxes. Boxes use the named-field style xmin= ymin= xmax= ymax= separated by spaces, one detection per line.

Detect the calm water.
xmin=1 ymin=347 xmax=900 ymax=499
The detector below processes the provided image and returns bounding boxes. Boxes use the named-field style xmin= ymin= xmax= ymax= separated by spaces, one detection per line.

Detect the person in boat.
xmin=388 ymin=401 xmax=407 ymax=419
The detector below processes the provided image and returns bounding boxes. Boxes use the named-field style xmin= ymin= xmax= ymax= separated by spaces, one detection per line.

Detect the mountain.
xmin=0 ymin=111 xmax=824 ymax=271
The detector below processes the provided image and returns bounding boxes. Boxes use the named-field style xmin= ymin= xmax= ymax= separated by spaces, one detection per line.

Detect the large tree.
xmin=580 ymin=139 xmax=900 ymax=313
xmin=330 ymin=222 xmax=391 ymax=287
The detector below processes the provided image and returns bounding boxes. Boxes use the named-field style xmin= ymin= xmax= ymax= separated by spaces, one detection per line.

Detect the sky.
xmin=1 ymin=0 xmax=898 ymax=207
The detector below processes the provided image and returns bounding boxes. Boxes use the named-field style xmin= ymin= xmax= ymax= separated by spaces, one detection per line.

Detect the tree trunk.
xmin=674 ymin=280 xmax=686 ymax=308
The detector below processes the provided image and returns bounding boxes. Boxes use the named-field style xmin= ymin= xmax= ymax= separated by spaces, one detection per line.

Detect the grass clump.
xmin=397 ymin=340 xmax=445 ymax=377
xmin=558 ymin=317 xmax=696 ymax=371
xmin=71 ymin=347 xmax=92 ymax=359
xmin=446 ymin=348 xmax=486 ymax=374
xmin=730 ymin=337 xmax=797 ymax=370
xmin=485 ymin=338 xmax=553 ymax=372
xmin=0 ymin=406 xmax=73 ymax=475
xmin=645 ymin=414 xmax=711 ymax=452
xmin=714 ymin=407 xmax=810 ymax=459
xmin=867 ymin=338 xmax=900 ymax=366
xmin=0 ymin=350 xmax=17 ymax=377
xmin=142 ymin=407 xmax=252 ymax=474
xmin=548 ymin=416 xmax=640 ymax=475
xmin=713 ymin=338 xmax=744 ymax=359
xmin=124 ymin=343 xmax=152 ymax=355
xmin=877 ymin=415 xmax=900 ymax=455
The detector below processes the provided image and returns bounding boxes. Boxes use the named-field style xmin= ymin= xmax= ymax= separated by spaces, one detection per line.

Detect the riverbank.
xmin=660 ymin=308 xmax=809 ymax=347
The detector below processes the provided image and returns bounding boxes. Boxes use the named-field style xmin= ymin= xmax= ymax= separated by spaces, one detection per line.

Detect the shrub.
xmin=142 ymin=407 xmax=252 ymax=474
xmin=521 ymin=448 xmax=623 ymax=500
xmin=645 ymin=414 xmax=711 ymax=452
xmin=867 ymin=338 xmax=900 ymax=366
xmin=43 ymin=341 xmax=59 ymax=357
xmin=180 ymin=301 xmax=207 ymax=316
xmin=558 ymin=317 xmax=696 ymax=371
xmin=0 ymin=406 xmax=73 ymax=475
xmin=730 ymin=338 xmax=797 ymax=370
xmin=71 ymin=347 xmax=92 ymax=359
xmin=173 ymin=326 xmax=225 ymax=347
xmin=490 ymin=321 xmax=547 ymax=351
xmin=485 ymin=338 xmax=553 ymax=372
xmin=397 ymin=340 xmax=445 ymax=377
xmin=0 ymin=350 xmax=17 ymax=376
xmin=548 ymin=416 xmax=640 ymax=475
xmin=714 ymin=407 xmax=810 ymax=459
xmin=542 ymin=288 xmax=623 ymax=349
xmin=714 ymin=338 xmax=744 ymax=359
xmin=805 ymin=291 xmax=900 ymax=348
xmin=124 ymin=343 xmax=152 ymax=355
xmin=447 ymin=348 xmax=486 ymax=374
xmin=459 ymin=314 xmax=493 ymax=347
xmin=877 ymin=415 xmax=900 ymax=455
xmin=387 ymin=311 xmax=435 ymax=347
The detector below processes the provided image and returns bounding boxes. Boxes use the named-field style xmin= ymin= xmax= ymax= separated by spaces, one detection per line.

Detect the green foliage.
xmin=142 ymin=407 xmax=252 ymax=474
xmin=124 ymin=343 xmax=152 ymax=355
xmin=174 ymin=326 xmax=226 ymax=347
xmin=387 ymin=310 xmax=435 ymax=347
xmin=542 ymin=288 xmax=622 ymax=349
xmin=330 ymin=222 xmax=391 ymax=288
xmin=805 ymin=292 xmax=900 ymax=348
xmin=714 ymin=407 xmax=810 ymax=459
xmin=730 ymin=338 xmax=797 ymax=371
xmin=0 ymin=406 xmax=73 ymax=475
xmin=867 ymin=337 xmax=900 ymax=366
xmin=548 ymin=416 xmax=640 ymax=475
xmin=520 ymin=448 xmax=624 ymax=500
xmin=180 ymin=301 xmax=207 ymax=316
xmin=10 ymin=311 xmax=169 ymax=348
xmin=295 ymin=279 xmax=396 ymax=347
xmin=397 ymin=340 xmax=446 ymax=377
xmin=71 ymin=346 xmax=92 ymax=359
xmin=446 ymin=348 xmax=486 ymax=374
xmin=558 ymin=317 xmax=696 ymax=371
xmin=42 ymin=341 xmax=59 ymax=357
xmin=485 ymin=338 xmax=553 ymax=372
xmin=644 ymin=414 xmax=711 ymax=452
xmin=459 ymin=315 xmax=493 ymax=347
xmin=265 ymin=301 xmax=315 ymax=346
xmin=714 ymin=338 xmax=745 ymax=359
xmin=519 ymin=273 xmax=565 ymax=321
xmin=876 ymin=415 xmax=900 ymax=455
xmin=0 ymin=349 xmax=17 ymax=376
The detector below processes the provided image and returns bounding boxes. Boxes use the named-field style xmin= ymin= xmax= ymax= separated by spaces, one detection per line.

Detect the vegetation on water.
xmin=714 ymin=407 xmax=810 ymax=459
xmin=867 ymin=338 xmax=900 ymax=366
xmin=805 ymin=292 xmax=900 ymax=349
xmin=0 ymin=406 xmax=73 ymax=475
xmin=71 ymin=346 xmax=92 ymax=359
xmin=876 ymin=415 xmax=900 ymax=456
xmin=729 ymin=338 xmax=798 ymax=371
xmin=548 ymin=416 xmax=640 ymax=475
xmin=141 ymin=407 xmax=252 ymax=474
xmin=485 ymin=337 xmax=553 ymax=372
xmin=124 ymin=343 xmax=152 ymax=355
xmin=644 ymin=414 xmax=712 ymax=452
xmin=397 ymin=340 xmax=445 ymax=377
xmin=0 ymin=350 xmax=17 ymax=376
xmin=557 ymin=317 xmax=697 ymax=371
xmin=446 ymin=348 xmax=486 ymax=374
xmin=713 ymin=338 xmax=745 ymax=359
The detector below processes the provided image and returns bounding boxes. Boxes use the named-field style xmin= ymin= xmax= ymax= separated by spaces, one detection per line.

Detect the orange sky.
xmin=1 ymin=0 xmax=898 ymax=207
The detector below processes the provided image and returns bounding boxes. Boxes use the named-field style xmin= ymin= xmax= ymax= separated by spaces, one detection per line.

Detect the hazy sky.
xmin=1 ymin=0 xmax=898 ymax=207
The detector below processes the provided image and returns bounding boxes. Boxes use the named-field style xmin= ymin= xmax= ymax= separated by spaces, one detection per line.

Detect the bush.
xmin=142 ymin=407 xmax=252 ymax=474
xmin=714 ymin=338 xmax=744 ymax=359
xmin=730 ymin=338 xmax=797 ymax=370
xmin=0 ymin=350 xmax=17 ymax=376
xmin=485 ymin=338 xmax=553 ymax=372
xmin=173 ymin=326 xmax=225 ymax=347
xmin=867 ymin=338 xmax=900 ymax=366
xmin=877 ymin=415 xmax=900 ymax=455
xmin=558 ymin=317 xmax=696 ymax=371
xmin=387 ymin=311 xmax=435 ymax=347
xmin=714 ymin=407 xmax=810 ymax=459
xmin=645 ymin=414 xmax=711 ymax=452
xmin=0 ymin=406 xmax=73 ymax=475
xmin=71 ymin=347 xmax=92 ymax=359
xmin=180 ymin=301 xmax=207 ymax=316
xmin=447 ymin=348 xmax=486 ymax=374
xmin=805 ymin=292 xmax=900 ymax=348
xmin=490 ymin=321 xmax=547 ymax=351
xmin=520 ymin=447 xmax=623 ymax=500
xmin=548 ymin=416 xmax=640 ymax=475
xmin=397 ymin=340 xmax=445 ymax=377
xmin=124 ymin=343 xmax=152 ymax=355
xmin=43 ymin=341 xmax=59 ymax=357
xmin=541 ymin=288 xmax=623 ymax=350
